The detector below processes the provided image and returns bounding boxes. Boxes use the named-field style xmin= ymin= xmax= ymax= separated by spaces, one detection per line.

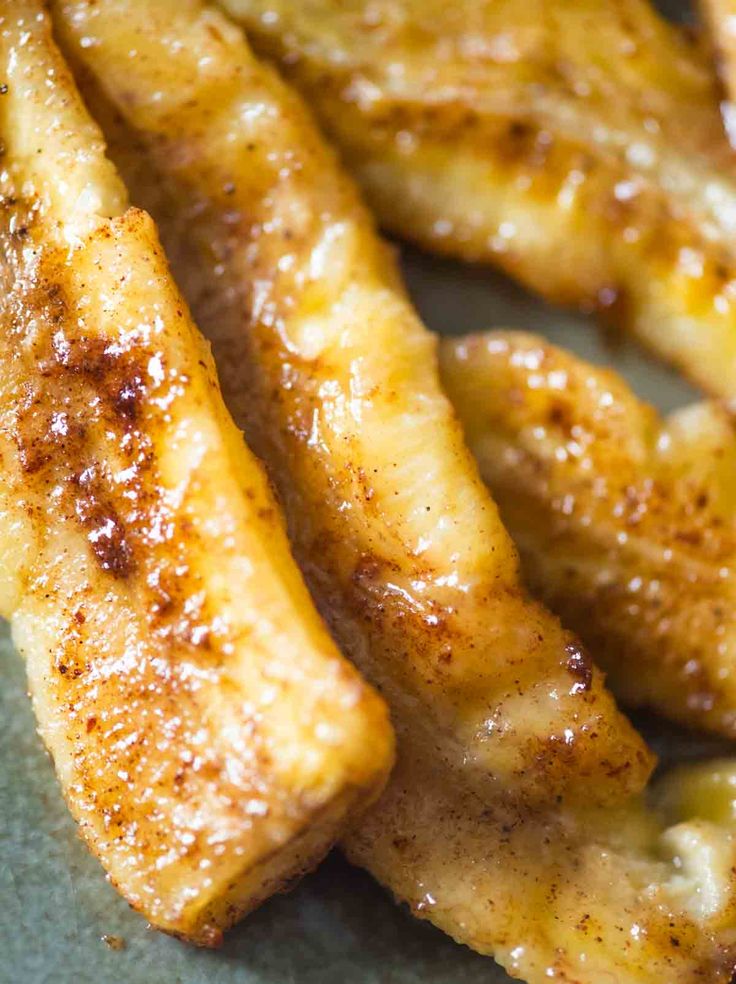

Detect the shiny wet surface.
xmin=1 ymin=241 xmax=719 ymax=984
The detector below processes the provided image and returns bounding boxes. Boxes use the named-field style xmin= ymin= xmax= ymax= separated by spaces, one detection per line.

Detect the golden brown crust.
xmin=221 ymin=0 xmax=736 ymax=399
xmin=440 ymin=330 xmax=736 ymax=737
xmin=53 ymin=0 xmax=653 ymax=810
xmin=1 ymin=0 xmax=393 ymax=943
xmin=50 ymin=3 xmax=736 ymax=980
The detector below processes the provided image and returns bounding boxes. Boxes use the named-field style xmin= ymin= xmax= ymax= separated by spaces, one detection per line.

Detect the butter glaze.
xmin=0 ymin=1 xmax=392 ymax=943
xmin=222 ymin=0 xmax=736 ymax=399
xmin=442 ymin=330 xmax=736 ymax=738
xmin=51 ymin=2 xmax=736 ymax=980
xmin=55 ymin=0 xmax=651 ymax=807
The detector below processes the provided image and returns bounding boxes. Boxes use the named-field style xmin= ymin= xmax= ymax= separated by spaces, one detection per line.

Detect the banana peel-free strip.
xmin=221 ymin=0 xmax=736 ymax=400
xmin=345 ymin=738 xmax=736 ymax=984
xmin=441 ymin=331 xmax=736 ymax=738
xmin=50 ymin=2 xmax=736 ymax=980
xmin=54 ymin=0 xmax=652 ymax=808
xmin=0 ymin=0 xmax=393 ymax=945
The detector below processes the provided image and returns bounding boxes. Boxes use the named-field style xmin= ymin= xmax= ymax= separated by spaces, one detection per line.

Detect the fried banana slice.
xmin=54 ymin=0 xmax=652 ymax=807
xmin=220 ymin=0 xmax=736 ymax=399
xmin=440 ymin=332 xmax=736 ymax=738
xmin=344 ymin=738 xmax=736 ymax=984
xmin=51 ymin=3 xmax=736 ymax=980
xmin=0 ymin=1 xmax=393 ymax=945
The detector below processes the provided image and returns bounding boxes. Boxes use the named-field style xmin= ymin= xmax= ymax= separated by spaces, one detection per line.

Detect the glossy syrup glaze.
xmin=55 ymin=0 xmax=652 ymax=809
xmin=441 ymin=331 xmax=736 ymax=738
xmin=0 ymin=1 xmax=393 ymax=944
xmin=346 ymin=735 xmax=736 ymax=984
xmin=50 ymin=2 xmax=736 ymax=981
xmin=222 ymin=0 xmax=736 ymax=399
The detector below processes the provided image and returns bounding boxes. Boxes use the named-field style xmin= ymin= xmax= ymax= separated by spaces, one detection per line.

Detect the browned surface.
xmin=222 ymin=0 xmax=736 ymax=399
xmin=0 ymin=1 xmax=392 ymax=943
xmin=54 ymin=0 xmax=652 ymax=810
xmin=50 ymin=3 xmax=736 ymax=981
xmin=441 ymin=331 xmax=736 ymax=738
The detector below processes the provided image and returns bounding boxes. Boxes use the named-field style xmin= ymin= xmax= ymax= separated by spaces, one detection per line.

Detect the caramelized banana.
xmin=345 ymin=738 xmax=736 ymax=984
xmin=53 ymin=0 xmax=651 ymax=807
xmin=0 ymin=0 xmax=393 ymax=944
xmin=440 ymin=332 xmax=736 ymax=738
xmin=220 ymin=0 xmax=736 ymax=399
xmin=51 ymin=2 xmax=736 ymax=979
